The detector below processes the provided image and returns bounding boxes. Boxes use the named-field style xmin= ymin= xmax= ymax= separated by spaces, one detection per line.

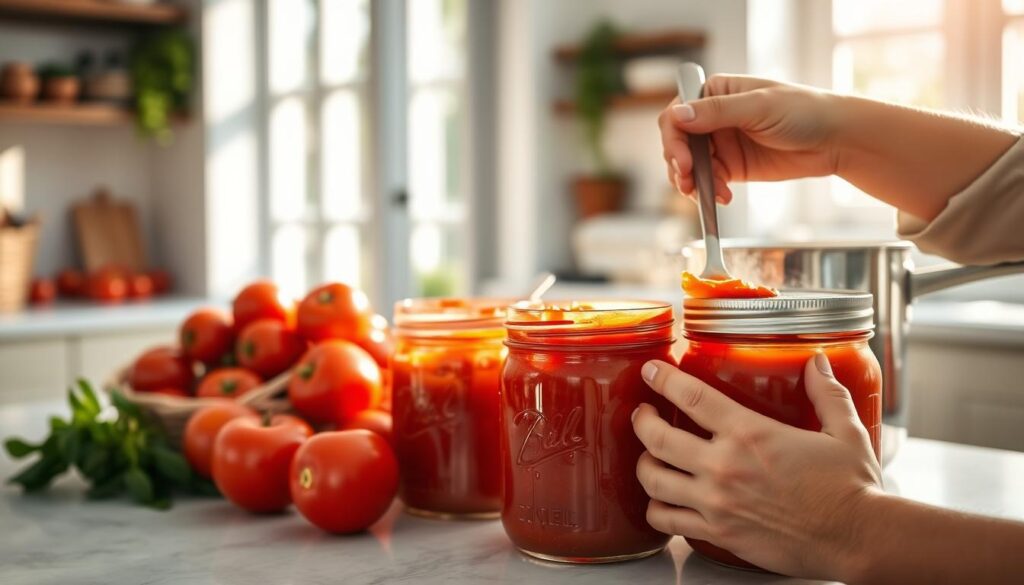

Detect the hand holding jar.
xmin=631 ymin=355 xmax=882 ymax=581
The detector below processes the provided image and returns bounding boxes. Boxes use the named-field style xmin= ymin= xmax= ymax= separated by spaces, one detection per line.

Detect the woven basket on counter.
xmin=103 ymin=368 xmax=295 ymax=449
xmin=0 ymin=221 xmax=39 ymax=313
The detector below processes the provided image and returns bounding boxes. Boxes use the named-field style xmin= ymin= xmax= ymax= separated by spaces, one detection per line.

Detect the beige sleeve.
xmin=897 ymin=136 xmax=1024 ymax=265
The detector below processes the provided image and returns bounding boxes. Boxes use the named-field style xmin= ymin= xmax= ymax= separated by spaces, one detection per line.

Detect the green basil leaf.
xmin=49 ymin=416 xmax=70 ymax=432
xmin=147 ymin=497 xmax=172 ymax=511
xmin=123 ymin=467 xmax=154 ymax=504
xmin=4 ymin=438 xmax=39 ymax=459
xmin=77 ymin=379 xmax=102 ymax=416
xmin=189 ymin=475 xmax=221 ymax=497
xmin=110 ymin=391 xmax=142 ymax=419
xmin=8 ymin=457 xmax=67 ymax=492
xmin=150 ymin=446 xmax=191 ymax=486
xmin=86 ymin=474 xmax=124 ymax=500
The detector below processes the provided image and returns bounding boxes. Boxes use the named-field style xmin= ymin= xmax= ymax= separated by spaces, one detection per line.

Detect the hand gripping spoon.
xmin=676 ymin=62 xmax=731 ymax=281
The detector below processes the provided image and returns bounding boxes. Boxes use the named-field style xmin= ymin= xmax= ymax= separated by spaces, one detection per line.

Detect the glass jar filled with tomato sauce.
xmin=500 ymin=300 xmax=676 ymax=563
xmin=678 ymin=291 xmax=882 ymax=570
xmin=392 ymin=298 xmax=511 ymax=519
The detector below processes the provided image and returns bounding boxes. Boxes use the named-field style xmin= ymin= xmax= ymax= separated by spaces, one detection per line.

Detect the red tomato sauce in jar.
xmin=500 ymin=300 xmax=676 ymax=563
xmin=678 ymin=291 xmax=882 ymax=570
xmin=391 ymin=298 xmax=511 ymax=519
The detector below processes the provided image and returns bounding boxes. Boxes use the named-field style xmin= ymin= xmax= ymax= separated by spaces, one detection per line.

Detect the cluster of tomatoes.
xmin=127 ymin=279 xmax=399 ymax=533
xmin=29 ymin=266 xmax=173 ymax=305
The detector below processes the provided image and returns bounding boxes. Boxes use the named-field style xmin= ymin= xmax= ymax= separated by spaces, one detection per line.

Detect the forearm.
xmin=832 ymin=95 xmax=1019 ymax=221
xmin=841 ymin=492 xmax=1024 ymax=585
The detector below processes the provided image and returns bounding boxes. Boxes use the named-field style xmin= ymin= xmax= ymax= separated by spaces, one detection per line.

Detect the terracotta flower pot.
xmin=43 ymin=76 xmax=81 ymax=105
xmin=0 ymin=63 xmax=40 ymax=105
xmin=572 ymin=175 xmax=627 ymax=219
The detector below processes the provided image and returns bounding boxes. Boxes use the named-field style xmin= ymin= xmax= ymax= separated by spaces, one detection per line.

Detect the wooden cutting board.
xmin=72 ymin=188 xmax=146 ymax=272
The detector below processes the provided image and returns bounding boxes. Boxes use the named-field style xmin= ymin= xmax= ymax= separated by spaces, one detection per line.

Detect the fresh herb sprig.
xmin=4 ymin=380 xmax=216 ymax=509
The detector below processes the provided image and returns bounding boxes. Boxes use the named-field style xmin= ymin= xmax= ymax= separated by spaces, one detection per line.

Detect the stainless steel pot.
xmin=681 ymin=240 xmax=1024 ymax=465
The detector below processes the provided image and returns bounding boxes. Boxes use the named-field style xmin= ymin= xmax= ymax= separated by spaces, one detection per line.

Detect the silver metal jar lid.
xmin=682 ymin=290 xmax=874 ymax=335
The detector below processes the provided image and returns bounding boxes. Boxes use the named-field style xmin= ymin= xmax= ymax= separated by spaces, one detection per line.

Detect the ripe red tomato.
xmin=288 ymin=340 xmax=382 ymax=426
xmin=181 ymin=308 xmax=235 ymax=365
xmin=127 ymin=273 xmax=154 ymax=299
xmin=196 ymin=368 xmax=262 ymax=399
xmin=29 ymin=278 xmax=56 ymax=305
xmin=56 ymin=269 xmax=85 ymax=297
xmin=147 ymin=269 xmax=173 ymax=294
xmin=342 ymin=410 xmax=393 ymax=448
xmin=87 ymin=268 xmax=128 ymax=303
xmin=183 ymin=402 xmax=255 ymax=478
xmin=355 ymin=323 xmax=392 ymax=369
xmin=236 ymin=319 xmax=305 ymax=378
xmin=296 ymin=282 xmax=373 ymax=343
xmin=289 ymin=430 xmax=398 ymax=533
xmin=212 ymin=414 xmax=313 ymax=513
xmin=128 ymin=346 xmax=194 ymax=393
xmin=233 ymin=281 xmax=291 ymax=331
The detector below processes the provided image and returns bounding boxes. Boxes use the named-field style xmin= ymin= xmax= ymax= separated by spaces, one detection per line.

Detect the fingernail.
xmin=631 ymin=406 xmax=640 ymax=423
xmin=814 ymin=352 xmax=833 ymax=376
xmin=671 ymin=158 xmax=682 ymax=175
xmin=674 ymin=173 xmax=684 ymax=194
xmin=642 ymin=361 xmax=659 ymax=384
xmin=671 ymin=104 xmax=696 ymax=122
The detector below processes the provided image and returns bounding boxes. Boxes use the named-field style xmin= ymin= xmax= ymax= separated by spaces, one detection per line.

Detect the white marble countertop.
xmin=2 ymin=401 xmax=1024 ymax=585
xmin=0 ymin=297 xmax=214 ymax=341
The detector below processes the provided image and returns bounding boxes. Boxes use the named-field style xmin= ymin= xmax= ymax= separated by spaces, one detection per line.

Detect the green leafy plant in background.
xmin=36 ymin=63 xmax=77 ymax=80
xmin=130 ymin=29 xmax=194 ymax=143
xmin=574 ymin=20 xmax=622 ymax=176
xmin=4 ymin=380 xmax=216 ymax=509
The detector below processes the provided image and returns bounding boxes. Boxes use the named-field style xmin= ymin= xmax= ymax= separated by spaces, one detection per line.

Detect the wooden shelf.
xmin=553 ymin=29 xmax=706 ymax=62
xmin=553 ymin=89 xmax=676 ymax=114
xmin=0 ymin=102 xmax=188 ymax=126
xmin=0 ymin=0 xmax=186 ymax=26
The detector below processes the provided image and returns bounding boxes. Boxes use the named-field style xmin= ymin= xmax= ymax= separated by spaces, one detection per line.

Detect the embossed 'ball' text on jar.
xmin=499 ymin=300 xmax=676 ymax=563
xmin=392 ymin=298 xmax=511 ymax=519
xmin=678 ymin=291 xmax=883 ymax=571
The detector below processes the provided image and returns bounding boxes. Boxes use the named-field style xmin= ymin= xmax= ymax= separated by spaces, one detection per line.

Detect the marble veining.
xmin=2 ymin=401 xmax=1024 ymax=585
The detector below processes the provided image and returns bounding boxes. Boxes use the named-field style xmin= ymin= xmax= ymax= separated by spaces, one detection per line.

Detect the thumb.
xmin=804 ymin=353 xmax=867 ymax=445
xmin=670 ymin=91 xmax=767 ymax=134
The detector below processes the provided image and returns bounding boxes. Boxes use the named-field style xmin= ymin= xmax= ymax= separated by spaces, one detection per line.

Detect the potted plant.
xmin=130 ymin=29 xmax=194 ymax=143
xmin=572 ymin=20 xmax=626 ymax=219
xmin=37 ymin=63 xmax=80 ymax=105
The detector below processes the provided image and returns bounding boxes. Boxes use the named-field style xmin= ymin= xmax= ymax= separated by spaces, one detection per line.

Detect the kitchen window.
xmin=795 ymin=0 xmax=1024 ymax=300
xmin=262 ymin=0 xmax=472 ymax=303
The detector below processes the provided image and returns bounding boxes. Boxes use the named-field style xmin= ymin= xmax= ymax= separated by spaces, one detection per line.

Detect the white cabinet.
xmin=908 ymin=341 xmax=1024 ymax=452
xmin=0 ymin=338 xmax=69 ymax=404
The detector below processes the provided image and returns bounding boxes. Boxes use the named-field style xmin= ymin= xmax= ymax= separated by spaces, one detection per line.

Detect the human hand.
xmin=631 ymin=353 xmax=882 ymax=580
xmin=659 ymin=75 xmax=843 ymax=203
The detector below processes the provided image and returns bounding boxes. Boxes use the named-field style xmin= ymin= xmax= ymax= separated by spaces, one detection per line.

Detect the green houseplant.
xmin=572 ymin=20 xmax=627 ymax=219
xmin=130 ymin=30 xmax=194 ymax=143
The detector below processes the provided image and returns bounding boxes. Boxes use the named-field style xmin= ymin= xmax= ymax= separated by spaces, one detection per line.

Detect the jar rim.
xmin=393 ymin=297 xmax=513 ymax=333
xmin=506 ymin=300 xmax=673 ymax=331
xmin=682 ymin=290 xmax=874 ymax=335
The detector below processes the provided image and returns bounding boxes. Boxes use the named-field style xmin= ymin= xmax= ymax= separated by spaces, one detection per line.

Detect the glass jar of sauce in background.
xmin=500 ymin=300 xmax=676 ymax=563
xmin=392 ymin=298 xmax=510 ymax=519
xmin=678 ymin=291 xmax=882 ymax=570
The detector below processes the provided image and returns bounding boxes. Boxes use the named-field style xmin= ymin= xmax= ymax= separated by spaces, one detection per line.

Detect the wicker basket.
xmin=104 ymin=368 xmax=295 ymax=449
xmin=0 ymin=221 xmax=39 ymax=313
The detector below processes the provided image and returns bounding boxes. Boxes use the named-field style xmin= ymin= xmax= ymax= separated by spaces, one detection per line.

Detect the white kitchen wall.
xmin=495 ymin=0 xmax=751 ymax=286
xmin=0 ymin=23 xmax=156 ymax=276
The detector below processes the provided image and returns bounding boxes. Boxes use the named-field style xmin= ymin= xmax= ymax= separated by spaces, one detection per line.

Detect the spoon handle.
xmin=677 ymin=62 xmax=729 ymax=279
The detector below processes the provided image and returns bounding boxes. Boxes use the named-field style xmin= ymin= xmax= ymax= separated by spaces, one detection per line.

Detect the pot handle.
xmin=909 ymin=260 xmax=1024 ymax=300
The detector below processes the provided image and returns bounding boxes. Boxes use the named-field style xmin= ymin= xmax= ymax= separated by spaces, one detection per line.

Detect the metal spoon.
xmin=676 ymin=62 xmax=731 ymax=281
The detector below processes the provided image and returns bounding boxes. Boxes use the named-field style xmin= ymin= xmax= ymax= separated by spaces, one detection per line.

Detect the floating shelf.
xmin=553 ymin=29 xmax=706 ymax=62
xmin=553 ymin=89 xmax=676 ymax=114
xmin=0 ymin=0 xmax=186 ymax=26
xmin=0 ymin=102 xmax=188 ymax=126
